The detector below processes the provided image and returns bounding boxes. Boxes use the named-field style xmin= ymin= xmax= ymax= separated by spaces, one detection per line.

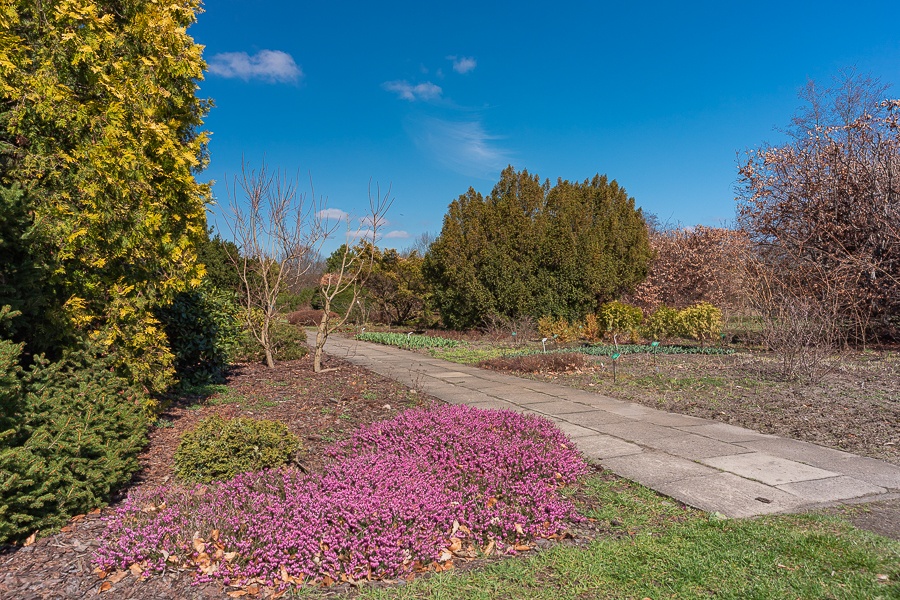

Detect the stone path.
xmin=320 ymin=335 xmax=900 ymax=518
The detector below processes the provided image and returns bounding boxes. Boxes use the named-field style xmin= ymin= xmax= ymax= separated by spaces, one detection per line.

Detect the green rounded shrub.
xmin=598 ymin=301 xmax=643 ymax=341
xmin=173 ymin=415 xmax=301 ymax=483
xmin=679 ymin=302 xmax=723 ymax=347
xmin=642 ymin=306 xmax=683 ymax=342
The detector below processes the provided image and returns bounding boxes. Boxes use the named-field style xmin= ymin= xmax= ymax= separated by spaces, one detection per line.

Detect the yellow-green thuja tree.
xmin=0 ymin=0 xmax=210 ymax=397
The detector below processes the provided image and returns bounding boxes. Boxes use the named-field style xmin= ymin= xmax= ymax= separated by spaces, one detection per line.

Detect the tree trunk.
xmin=314 ymin=309 xmax=329 ymax=372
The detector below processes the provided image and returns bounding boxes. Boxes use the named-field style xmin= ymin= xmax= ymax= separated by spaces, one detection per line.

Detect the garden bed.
xmin=1 ymin=350 xmax=897 ymax=599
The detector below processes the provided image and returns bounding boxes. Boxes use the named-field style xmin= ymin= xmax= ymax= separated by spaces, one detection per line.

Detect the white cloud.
xmin=208 ymin=50 xmax=302 ymax=83
xmin=448 ymin=55 xmax=477 ymax=74
xmin=409 ymin=116 xmax=512 ymax=178
xmin=317 ymin=208 xmax=349 ymax=221
xmin=360 ymin=215 xmax=389 ymax=228
xmin=345 ymin=228 xmax=376 ymax=241
xmin=382 ymin=80 xmax=442 ymax=102
xmin=384 ymin=230 xmax=411 ymax=239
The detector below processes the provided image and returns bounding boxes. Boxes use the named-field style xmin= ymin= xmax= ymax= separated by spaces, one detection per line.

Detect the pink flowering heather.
xmin=94 ymin=405 xmax=587 ymax=588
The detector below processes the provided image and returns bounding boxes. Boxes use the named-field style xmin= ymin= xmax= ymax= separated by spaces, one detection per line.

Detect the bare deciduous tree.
xmin=313 ymin=184 xmax=393 ymax=372
xmin=225 ymin=159 xmax=331 ymax=368
xmin=738 ymin=70 xmax=900 ymax=344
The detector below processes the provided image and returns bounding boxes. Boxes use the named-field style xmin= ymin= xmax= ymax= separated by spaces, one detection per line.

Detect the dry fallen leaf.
xmin=211 ymin=529 xmax=220 ymax=541
xmin=483 ymin=540 xmax=495 ymax=556
xmin=128 ymin=563 xmax=143 ymax=576
xmin=24 ymin=532 xmax=36 ymax=547
xmin=89 ymin=508 xmax=101 ymax=515
xmin=514 ymin=523 xmax=524 ymax=535
xmin=226 ymin=591 xmax=248 ymax=598
xmin=108 ymin=570 xmax=128 ymax=584
xmin=93 ymin=567 xmax=107 ymax=579
xmin=448 ymin=537 xmax=462 ymax=552
xmin=514 ymin=544 xmax=531 ymax=552
xmin=192 ymin=537 xmax=206 ymax=553
xmin=98 ymin=581 xmax=112 ymax=593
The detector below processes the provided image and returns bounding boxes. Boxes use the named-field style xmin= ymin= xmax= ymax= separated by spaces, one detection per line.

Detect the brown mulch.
xmin=0 ymin=352 xmax=437 ymax=600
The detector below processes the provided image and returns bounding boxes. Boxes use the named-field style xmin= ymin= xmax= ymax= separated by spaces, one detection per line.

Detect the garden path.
xmin=318 ymin=334 xmax=900 ymax=518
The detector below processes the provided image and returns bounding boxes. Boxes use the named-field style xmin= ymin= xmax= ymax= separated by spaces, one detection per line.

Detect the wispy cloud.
xmin=208 ymin=50 xmax=302 ymax=83
xmin=382 ymin=80 xmax=442 ymax=102
xmin=409 ymin=116 xmax=511 ymax=178
xmin=384 ymin=230 xmax=411 ymax=239
xmin=317 ymin=208 xmax=349 ymax=221
xmin=360 ymin=215 xmax=390 ymax=228
xmin=448 ymin=55 xmax=477 ymax=74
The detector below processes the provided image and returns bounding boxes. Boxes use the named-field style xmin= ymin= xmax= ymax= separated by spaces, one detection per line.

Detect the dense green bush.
xmin=1 ymin=340 xmax=148 ymax=544
xmin=424 ymin=167 xmax=651 ymax=329
xmin=680 ymin=302 xmax=723 ymax=346
xmin=598 ymin=301 xmax=644 ymax=341
xmin=232 ymin=314 xmax=309 ymax=363
xmin=173 ymin=415 xmax=301 ymax=483
xmin=642 ymin=306 xmax=682 ymax=342
xmin=157 ymin=282 xmax=243 ymax=387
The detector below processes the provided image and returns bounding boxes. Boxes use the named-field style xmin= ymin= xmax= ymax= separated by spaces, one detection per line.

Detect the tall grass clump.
xmin=94 ymin=405 xmax=587 ymax=588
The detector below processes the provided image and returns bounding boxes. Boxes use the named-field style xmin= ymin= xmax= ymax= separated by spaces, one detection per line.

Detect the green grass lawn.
xmin=342 ymin=473 xmax=899 ymax=600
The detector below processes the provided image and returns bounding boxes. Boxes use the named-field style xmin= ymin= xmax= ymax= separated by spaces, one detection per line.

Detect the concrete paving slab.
xmin=601 ymin=403 xmax=657 ymax=418
xmin=826 ymin=456 xmax=900 ymax=490
xmin=640 ymin=434 xmax=752 ymax=460
xmin=643 ymin=412 xmax=710 ymax=427
xmin=776 ymin=476 xmax=887 ymax=503
xmin=737 ymin=437 xmax=857 ymax=467
xmin=432 ymin=371 xmax=473 ymax=378
xmin=655 ymin=473 xmax=808 ymax=518
xmin=526 ymin=400 xmax=597 ymax=415
xmin=563 ymin=410 xmax=633 ymax=428
xmin=550 ymin=420 xmax=603 ymax=439
xmin=590 ymin=421 xmax=696 ymax=445
xmin=463 ymin=399 xmax=519 ymax=411
xmin=484 ymin=389 xmax=558 ymax=405
xmin=601 ymin=451 xmax=719 ymax=486
xmin=701 ymin=453 xmax=840 ymax=486
xmin=574 ymin=435 xmax=644 ymax=460
xmin=676 ymin=422 xmax=775 ymax=443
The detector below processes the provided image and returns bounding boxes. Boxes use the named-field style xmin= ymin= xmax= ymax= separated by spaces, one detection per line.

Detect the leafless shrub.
xmin=480 ymin=314 xmax=537 ymax=344
xmin=748 ymin=260 xmax=847 ymax=381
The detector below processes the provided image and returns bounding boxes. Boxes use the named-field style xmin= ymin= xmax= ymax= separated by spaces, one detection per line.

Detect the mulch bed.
xmin=0 ymin=352 xmax=441 ymax=599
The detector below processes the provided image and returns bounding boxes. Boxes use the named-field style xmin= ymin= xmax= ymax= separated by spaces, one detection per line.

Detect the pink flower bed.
xmin=94 ymin=405 xmax=587 ymax=588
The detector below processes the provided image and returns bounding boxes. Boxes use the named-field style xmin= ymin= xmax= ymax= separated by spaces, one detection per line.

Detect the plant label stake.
xmin=541 ymin=337 xmax=548 ymax=353
xmin=611 ymin=352 xmax=621 ymax=382
xmin=650 ymin=341 xmax=659 ymax=374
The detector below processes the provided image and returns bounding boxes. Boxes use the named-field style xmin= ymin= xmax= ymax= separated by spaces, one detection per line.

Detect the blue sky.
xmin=193 ymin=1 xmax=900 ymax=251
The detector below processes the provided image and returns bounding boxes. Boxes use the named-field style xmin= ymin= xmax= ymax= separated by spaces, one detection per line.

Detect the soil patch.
xmin=475 ymin=349 xmax=900 ymax=465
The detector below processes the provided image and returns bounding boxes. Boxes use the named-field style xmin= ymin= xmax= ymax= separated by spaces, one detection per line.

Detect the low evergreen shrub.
xmin=642 ymin=306 xmax=682 ymax=342
xmin=0 ymin=342 xmax=148 ymax=544
xmin=598 ymin=301 xmax=643 ymax=342
xmin=173 ymin=415 xmax=301 ymax=483
xmin=157 ymin=282 xmax=243 ymax=387
xmin=679 ymin=302 xmax=724 ymax=347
